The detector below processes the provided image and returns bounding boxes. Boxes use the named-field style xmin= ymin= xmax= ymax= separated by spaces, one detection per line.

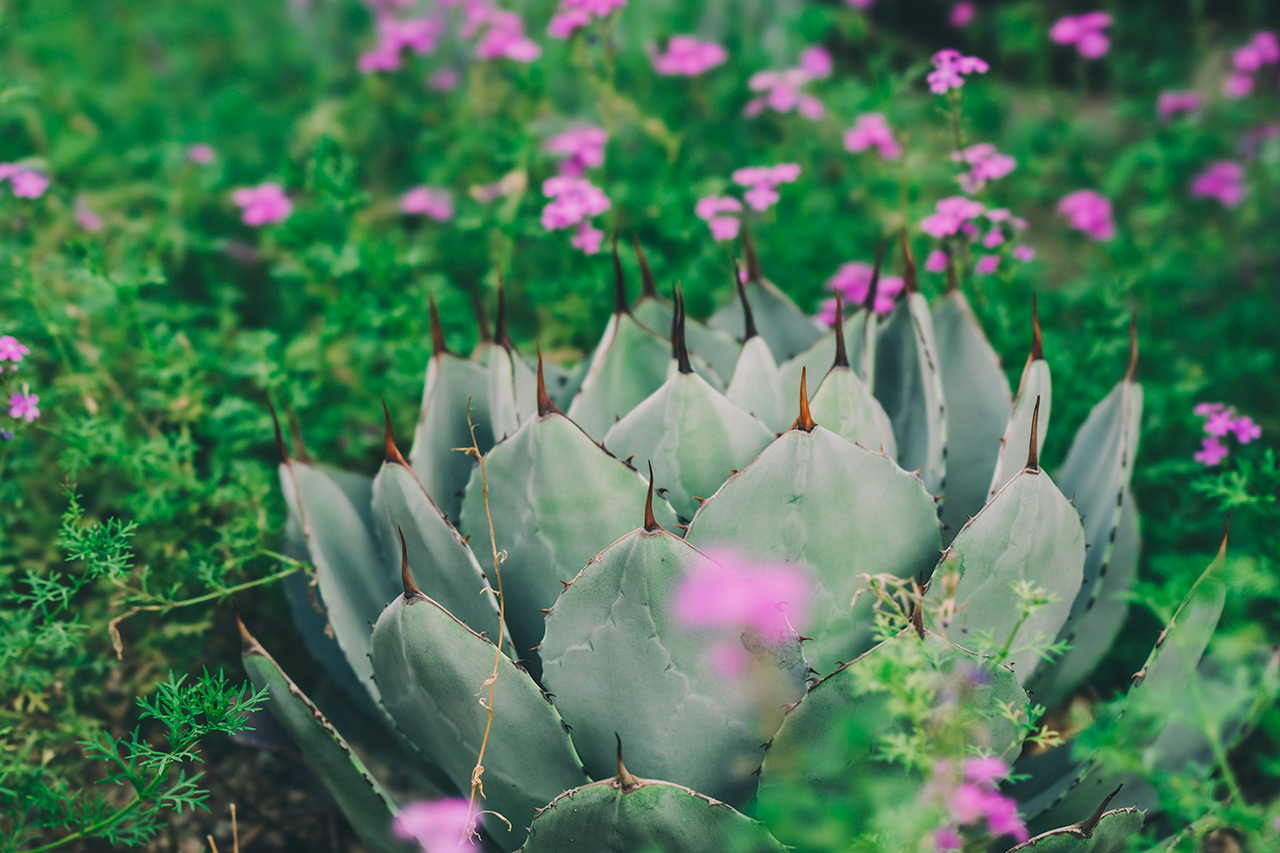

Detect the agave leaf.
xmin=685 ymin=422 xmax=941 ymax=674
xmin=922 ymin=458 xmax=1086 ymax=685
xmin=540 ymin=526 xmax=807 ymax=805
xmin=566 ymin=312 xmax=672 ymax=439
xmin=808 ymin=365 xmax=897 ymax=455
xmin=634 ymin=296 xmax=740 ymax=381
xmin=410 ymin=350 xmax=492 ymax=521
xmin=725 ymin=336 xmax=788 ymax=433
xmin=756 ymin=630 xmax=1028 ymax=847
xmin=240 ymin=622 xmax=412 ymax=853
xmin=522 ymin=774 xmax=786 ymax=853
xmin=1030 ymin=371 xmax=1143 ymax=707
xmin=487 ymin=345 xmax=537 ymax=443
xmin=371 ymin=459 xmax=509 ymax=653
xmin=709 ymin=277 xmax=824 ymax=362
xmin=371 ymin=587 xmax=587 ymax=847
xmin=280 ymin=461 xmax=395 ymax=704
xmin=933 ymin=291 xmax=1012 ymax=541
xmin=603 ymin=373 xmax=775 ymax=520
xmin=458 ymin=408 xmax=678 ymax=669
xmin=987 ymin=357 xmax=1051 ymax=501
xmin=1003 ymin=803 xmax=1143 ymax=852
xmin=874 ymin=292 xmax=947 ymax=499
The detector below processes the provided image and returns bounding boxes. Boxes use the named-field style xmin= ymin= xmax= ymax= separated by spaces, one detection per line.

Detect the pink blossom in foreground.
xmin=952 ymin=143 xmax=1016 ymax=193
xmin=927 ymin=49 xmax=988 ymax=94
xmin=928 ymin=758 xmax=1027 ymax=847
xmin=547 ymin=0 xmax=625 ymax=39
xmin=964 ymin=756 xmax=1010 ymax=786
xmin=826 ymin=261 xmax=904 ymax=314
xmin=799 ymin=46 xmax=833 ymax=78
xmin=674 ymin=551 xmax=809 ymax=643
xmin=1232 ymin=416 xmax=1262 ymax=443
xmin=400 ymin=186 xmax=454 ymax=220
xmin=1049 ymin=12 xmax=1111 ymax=59
xmin=1205 ymin=409 xmax=1235 ymax=437
xmin=934 ymin=826 xmax=963 ymax=851
xmin=1195 ymin=437 xmax=1229 ymax=466
xmin=1193 ymin=403 xmax=1260 ymax=465
xmin=1224 ymin=73 xmax=1254 ymax=99
xmin=921 ymin=196 xmax=984 ymax=238
xmin=545 ymin=125 xmax=607 ymax=176
xmin=74 ymin=196 xmax=104 ymax=232
xmin=1157 ymin=90 xmax=1202 ymax=122
xmin=925 ymin=250 xmax=948 ymax=273
xmin=187 ymin=144 xmax=216 ymax=164
xmin=0 ymin=336 xmax=29 ymax=366
xmin=949 ymin=2 xmax=975 ymax=28
xmin=1057 ymin=190 xmax=1114 ymax=240
xmin=694 ymin=196 xmax=742 ymax=242
xmin=1190 ymin=161 xmax=1245 ymax=207
xmin=232 ymin=183 xmax=292 ymax=226
xmin=8 ymin=391 xmax=39 ymax=423
xmin=394 ymin=798 xmax=477 ymax=853
xmin=844 ymin=113 xmax=901 ymax=159
xmin=1193 ymin=402 xmax=1225 ymax=416
xmin=732 ymin=163 xmax=801 ymax=212
xmin=0 ymin=165 xmax=49 ymax=199
xmin=652 ymin=36 xmax=726 ymax=76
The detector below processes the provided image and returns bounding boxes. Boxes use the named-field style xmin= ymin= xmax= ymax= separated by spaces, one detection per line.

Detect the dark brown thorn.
xmin=382 ymin=399 xmax=409 ymax=467
xmin=538 ymin=608 xmax=551 ymax=615
xmin=791 ymin=367 xmax=817 ymax=432
xmin=494 ymin=275 xmax=514 ymax=350
xmin=285 ymin=406 xmax=312 ymax=463
xmin=674 ymin=283 xmax=693 ymax=374
xmin=1080 ymin=785 xmax=1123 ymax=835
xmin=1031 ymin=293 xmax=1044 ymax=361
xmin=865 ymin=238 xmax=888 ymax=311
xmin=1125 ymin=312 xmax=1139 ymax=381
xmin=1026 ymin=395 xmax=1042 ymax=472
xmin=471 ymin=289 xmax=492 ymax=343
xmin=615 ymin=733 xmax=639 ymax=789
xmin=398 ymin=526 xmax=423 ymax=600
xmin=644 ymin=461 xmax=662 ymax=531
xmin=832 ymin=293 xmax=849 ymax=368
xmin=429 ymin=295 xmax=451 ymax=357
xmin=611 ymin=234 xmax=629 ymax=316
xmin=631 ymin=235 xmax=658 ymax=299
xmin=909 ymin=592 xmax=926 ymax=639
xmin=560 ymin=580 xmax=571 ymax=590
xmin=733 ymin=259 xmax=758 ymax=341
xmin=268 ymin=400 xmax=289 ymax=463
xmin=899 ymin=228 xmax=918 ymax=295
xmin=536 ymin=344 xmax=560 ymax=416
xmin=741 ymin=219 xmax=763 ymax=283
xmin=234 ymin=608 xmax=262 ymax=654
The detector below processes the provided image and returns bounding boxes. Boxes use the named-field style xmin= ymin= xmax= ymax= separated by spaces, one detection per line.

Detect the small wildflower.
xmin=652 ymin=36 xmax=727 ymax=77
xmin=925 ymin=250 xmax=948 ymax=273
xmin=826 ymin=261 xmax=904 ymax=314
xmin=187 ymin=144 xmax=216 ymax=164
xmin=1189 ymin=161 xmax=1245 ymax=207
xmin=975 ymin=255 xmax=999 ymax=275
xmin=8 ymin=391 xmax=39 ymax=423
xmin=547 ymin=0 xmax=625 ymax=40
xmin=921 ymin=196 xmax=984 ymax=238
xmin=927 ymin=49 xmax=988 ymax=94
xmin=541 ymin=176 xmax=610 ymax=254
xmin=952 ymin=143 xmax=1015 ymax=193
xmin=1057 ymin=190 xmax=1114 ymax=240
xmin=731 ymin=163 xmax=800 ymax=213
xmin=570 ymin=222 xmax=604 ymax=254
xmin=0 ymin=337 xmax=30 ymax=366
xmin=798 ymin=46 xmax=833 ymax=78
xmin=1193 ymin=402 xmax=1225 ymax=416
xmin=74 ymin=196 xmax=104 ymax=232
xmin=394 ymin=798 xmax=477 ymax=853
xmin=963 ymin=756 xmax=1009 ymax=786
xmin=1195 ymin=437 xmax=1229 ymax=466
xmin=1157 ymin=90 xmax=1202 ymax=122
xmin=1205 ymin=409 xmax=1236 ymax=437
xmin=0 ymin=165 xmax=50 ymax=199
xmin=545 ymin=125 xmax=607 ymax=176
xmin=400 ymin=187 xmax=454 ymax=220
xmin=949 ymin=2 xmax=975 ymax=28
xmin=1011 ymin=245 xmax=1036 ymax=262
xmin=745 ymin=52 xmax=827 ymax=121
xmin=695 ymin=196 xmax=742 ymax=242
xmin=428 ymin=68 xmax=461 ymax=90
xmin=674 ymin=550 xmax=809 ymax=645
xmin=1049 ymin=12 xmax=1111 ymax=59
xmin=1231 ymin=416 xmax=1262 ymax=444
xmin=844 ymin=113 xmax=901 ymax=160
xmin=231 ymin=183 xmax=292 ymax=226
xmin=1224 ymin=31 xmax=1278 ymax=98
xmin=934 ymin=826 xmax=963 ymax=852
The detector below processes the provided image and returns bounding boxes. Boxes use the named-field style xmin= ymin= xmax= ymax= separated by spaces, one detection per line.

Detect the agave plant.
xmin=240 ymin=238 xmax=1270 ymax=852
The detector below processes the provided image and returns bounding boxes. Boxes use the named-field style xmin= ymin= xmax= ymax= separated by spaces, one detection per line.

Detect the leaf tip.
xmin=429 ymin=294 xmax=451 ymax=357
xmin=631 ymin=234 xmax=657 ymax=299
xmin=398 ymin=525 xmax=424 ymax=601
xmin=615 ymin=733 xmax=640 ymax=791
xmin=643 ymin=461 xmax=663 ymax=532
xmin=674 ymin=283 xmax=693 ymax=374
xmin=536 ymin=344 xmax=561 ymax=417
xmin=1026 ymin=395 xmax=1041 ymax=472
xmin=1031 ymin=293 xmax=1044 ymax=361
xmin=382 ymin=399 xmax=409 ymax=467
xmin=611 ymin=234 xmax=630 ymax=316
xmin=790 ymin=367 xmax=817 ymax=432
xmin=832 ymin=293 xmax=849 ymax=368
xmin=733 ymin=258 xmax=758 ymax=341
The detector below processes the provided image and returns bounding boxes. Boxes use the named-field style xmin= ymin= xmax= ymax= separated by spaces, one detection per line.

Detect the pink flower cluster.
xmin=732 ymin=163 xmax=801 ymax=212
xmin=1190 ymin=161 xmax=1245 ymax=207
xmin=400 ymin=186 xmax=454 ymax=220
xmin=548 ymin=0 xmax=626 ymax=40
xmin=545 ymin=125 xmax=607 ymax=176
xmin=695 ymin=196 xmax=742 ymax=242
xmin=74 ymin=196 xmax=104 ymax=232
xmin=929 ymin=757 xmax=1027 ymax=850
xmin=951 ymin=143 xmax=1016 ymax=193
xmin=1057 ymin=190 xmax=1114 ymax=241
xmin=819 ymin=261 xmax=904 ymax=324
xmin=1157 ymin=90 xmax=1202 ymax=122
xmin=232 ymin=183 xmax=292 ymax=226
xmin=673 ymin=550 xmax=809 ymax=676
xmin=1224 ymin=31 xmax=1278 ymax=99
xmin=652 ymin=36 xmax=727 ymax=77
xmin=921 ymin=196 xmax=984 ymax=239
xmin=8 ymin=390 xmax=38 ymax=424
xmin=187 ymin=144 xmax=216 ymax=164
xmin=844 ymin=113 xmax=901 ymax=160
xmin=446 ymin=0 xmax=540 ymax=63
xmin=0 ymin=336 xmax=30 ymax=368
xmin=394 ymin=797 xmax=477 ymax=853
xmin=745 ymin=47 xmax=832 ymax=121
xmin=927 ymin=49 xmax=988 ymax=95
xmin=0 ymin=164 xmax=49 ymax=199
xmin=1049 ymin=12 xmax=1111 ymax=59
xmin=541 ymin=177 xmax=609 ymax=255
xmin=1194 ymin=403 xmax=1260 ymax=466
xmin=921 ymin=204 xmax=1033 ymax=277
xmin=358 ymin=13 xmax=445 ymax=72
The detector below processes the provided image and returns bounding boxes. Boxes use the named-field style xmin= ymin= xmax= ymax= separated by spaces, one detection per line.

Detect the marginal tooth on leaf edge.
xmin=235 ymin=609 xmax=266 ymax=655
xmin=1080 ymin=785 xmax=1124 ymax=835
xmin=285 ymin=406 xmax=312 ymax=463
xmin=268 ymin=400 xmax=289 ymax=463
xmin=791 ymin=367 xmax=817 ymax=432
xmin=741 ymin=220 xmax=763 ymax=283
xmin=899 ymin=228 xmax=918 ymax=295
xmin=866 ymin=238 xmax=888 ymax=311
xmin=536 ymin=344 xmax=561 ymax=417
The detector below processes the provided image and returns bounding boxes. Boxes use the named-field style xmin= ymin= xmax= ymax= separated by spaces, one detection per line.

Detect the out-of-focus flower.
xmin=963 ymin=756 xmax=1009 ymax=786
xmin=1193 ymin=403 xmax=1260 ymax=464
xmin=8 ymin=391 xmax=39 ymax=423
xmin=825 ymin=261 xmax=904 ymax=314
xmin=428 ymin=68 xmax=461 ymax=90
xmin=1057 ymin=190 xmax=1114 ymax=240
xmin=547 ymin=0 xmax=625 ymax=39
xmin=542 ymin=176 xmax=610 ymax=254
xmin=401 ymin=186 xmax=454 ymax=220
xmin=1157 ymin=90 xmax=1202 ymax=121
xmin=1240 ymin=123 xmax=1279 ymax=160
xmin=674 ymin=550 xmax=809 ymax=644
xmin=1232 ymin=416 xmax=1262 ymax=443
xmin=846 ymin=0 xmax=874 ymax=9
xmin=1195 ymin=437 xmax=1229 ymax=466
xmin=1224 ymin=31 xmax=1278 ymax=98
xmin=1194 ymin=402 xmax=1225 ymax=416
xmin=74 ymin=196 xmax=104 ymax=231
xmin=951 ymin=143 xmax=1015 ymax=193
xmin=1011 ymin=245 xmax=1036 ymax=262
xmin=927 ymin=49 xmax=988 ymax=94
xmin=0 ymin=336 xmax=30 ymax=365
xmin=934 ymin=826 xmax=963 ymax=852
xmin=844 ymin=113 xmax=901 ymax=159
xmin=799 ymin=46 xmax=833 ymax=78
xmin=570 ymin=221 xmax=604 ymax=254
xmin=1190 ymin=161 xmax=1245 ymax=207
xmin=975 ymin=255 xmax=999 ymax=274
xmin=447 ymin=0 xmax=540 ymax=62
xmin=545 ymin=125 xmax=607 ymax=176
xmin=231 ymin=183 xmax=292 ymax=226
xmin=925 ymin=250 xmax=948 ymax=273
xmin=921 ymin=196 xmax=984 ymax=238
xmin=187 ymin=144 xmax=216 ymax=164
xmin=732 ymin=163 xmax=801 ymax=212
xmin=470 ymin=170 xmax=525 ymax=203
xmin=1205 ymin=409 xmax=1236 ymax=437
xmin=394 ymin=798 xmax=477 ymax=853
xmin=949 ymin=2 xmax=975 ymax=28
xmin=745 ymin=49 xmax=829 ymax=120
xmin=652 ymin=36 xmax=727 ymax=76
xmin=695 ymin=196 xmax=742 ymax=242
xmin=1049 ymin=12 xmax=1110 ymax=59
xmin=0 ymin=164 xmax=50 ymax=198
xmin=359 ymin=14 xmax=446 ymax=72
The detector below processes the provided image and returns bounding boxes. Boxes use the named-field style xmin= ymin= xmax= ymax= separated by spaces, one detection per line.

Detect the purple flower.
xmin=934 ymin=826 xmax=963 ymax=851
xmin=1195 ymin=437 xmax=1229 ymax=466
xmin=0 ymin=336 xmax=30 ymax=365
xmin=187 ymin=144 xmax=216 ymax=164
xmin=448 ymin=1 xmax=540 ymax=62
xmin=428 ymin=68 xmax=460 ymax=91
xmin=358 ymin=13 xmax=445 ymax=72
xmin=74 ymin=196 xmax=103 ymax=232
xmin=570 ymin=222 xmax=604 ymax=254
xmin=1231 ymin=416 xmax=1262 ymax=444
xmin=745 ymin=58 xmax=826 ymax=121
xmin=1224 ymin=73 xmax=1254 ymax=99
xmin=952 ymin=143 xmax=1015 ymax=193
xmin=1223 ymin=31 xmax=1279 ymax=98
xmin=674 ymin=550 xmax=809 ymax=645
xmin=949 ymin=2 xmax=975 ymax=28
xmin=844 ymin=113 xmax=901 ymax=160
xmin=1194 ymin=402 xmax=1225 ymax=416
xmin=927 ymin=49 xmax=988 ymax=94
xmin=394 ymin=798 xmax=477 ymax=852
xmin=1050 ymin=12 xmax=1111 ymax=59
xmin=826 ymin=261 xmax=904 ymax=314
xmin=963 ymin=756 xmax=1009 ymax=786
xmin=1157 ymin=90 xmax=1202 ymax=122
xmin=652 ymin=36 xmax=727 ymax=76
xmin=1190 ymin=161 xmax=1245 ymax=207
xmin=975 ymin=255 xmax=999 ymax=275
xmin=1057 ymin=190 xmax=1114 ymax=240
xmin=547 ymin=0 xmax=625 ymax=39
xmin=540 ymin=176 xmax=610 ymax=230
xmin=921 ymin=196 xmax=984 ymax=238
xmin=695 ymin=196 xmax=742 ymax=242
xmin=0 ymin=165 xmax=49 ymax=199
xmin=232 ymin=183 xmax=292 ymax=226
xmin=731 ymin=163 xmax=800 ymax=213
xmin=8 ymin=391 xmax=39 ymax=423
xmin=1012 ymin=245 xmax=1036 ymax=262
xmin=401 ymin=186 xmax=454 ymax=220
xmin=799 ymin=46 xmax=833 ymax=78
xmin=925 ymin=250 xmax=948 ymax=273
xmin=546 ymin=125 xmax=608 ymax=176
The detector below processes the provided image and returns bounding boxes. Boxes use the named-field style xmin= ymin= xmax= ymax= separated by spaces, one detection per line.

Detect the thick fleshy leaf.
xmin=808 ymin=365 xmax=897 ymax=455
xmin=756 ymin=630 xmax=1028 ymax=848
xmin=1003 ymin=807 xmax=1143 ymax=852
xmin=371 ymin=590 xmax=587 ymax=846
xmin=240 ymin=624 xmax=411 ymax=853
xmin=710 ymin=277 xmax=824 ymax=362
xmin=923 ymin=466 xmax=1085 ymax=684
xmin=874 ymin=293 xmax=947 ymax=499
xmin=458 ymin=411 xmax=678 ymax=666
xmin=371 ymin=461 xmax=507 ymax=651
xmin=280 ymin=462 xmax=395 ymax=703
xmin=633 ymin=296 xmax=741 ymax=382
xmin=540 ymin=527 xmax=807 ymax=805
xmin=603 ymin=373 xmax=775 ymax=520
xmin=1030 ymin=377 xmax=1143 ymax=707
xmin=487 ymin=345 xmax=537 ymax=443
xmin=725 ymin=336 xmax=788 ymax=433
xmin=522 ymin=776 xmax=786 ymax=853
xmin=685 ymin=426 xmax=941 ymax=674
xmin=988 ymin=357 xmax=1051 ymax=501
xmin=566 ymin=313 xmax=672 ymax=439
xmin=933 ymin=291 xmax=1011 ymax=540
xmin=409 ymin=351 xmax=492 ymax=520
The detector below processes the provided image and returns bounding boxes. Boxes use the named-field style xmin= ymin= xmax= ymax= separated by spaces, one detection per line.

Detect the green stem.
xmin=22 ymin=792 xmax=145 ymax=853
